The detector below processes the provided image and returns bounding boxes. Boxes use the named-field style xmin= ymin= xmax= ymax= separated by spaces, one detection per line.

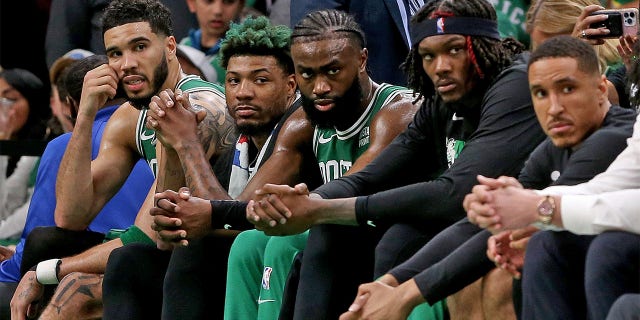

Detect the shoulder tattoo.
xmin=189 ymin=91 xmax=238 ymax=159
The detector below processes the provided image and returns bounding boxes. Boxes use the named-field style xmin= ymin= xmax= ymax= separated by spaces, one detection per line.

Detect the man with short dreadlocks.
xmin=247 ymin=0 xmax=546 ymax=318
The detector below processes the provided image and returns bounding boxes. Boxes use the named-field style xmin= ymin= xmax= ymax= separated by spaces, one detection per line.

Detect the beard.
xmin=125 ymin=54 xmax=169 ymax=110
xmin=442 ymin=80 xmax=486 ymax=115
xmin=301 ymin=76 xmax=363 ymax=129
xmin=114 ymin=83 xmax=127 ymax=101
xmin=236 ymin=117 xmax=280 ymax=137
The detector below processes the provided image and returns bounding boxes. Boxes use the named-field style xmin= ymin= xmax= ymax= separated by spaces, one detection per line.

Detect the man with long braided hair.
xmin=248 ymin=0 xmax=546 ymax=318
xmin=402 ymin=0 xmax=524 ymax=102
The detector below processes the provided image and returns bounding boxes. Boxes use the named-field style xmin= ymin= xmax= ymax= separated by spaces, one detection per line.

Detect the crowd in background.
xmin=0 ymin=0 xmax=639 ymax=319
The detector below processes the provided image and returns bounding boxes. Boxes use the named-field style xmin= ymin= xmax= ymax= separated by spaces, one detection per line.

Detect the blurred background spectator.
xmin=44 ymin=0 xmax=197 ymax=71
xmin=48 ymin=48 xmax=95 ymax=134
xmin=0 ymin=68 xmax=51 ymax=241
xmin=0 ymin=0 xmax=197 ymax=92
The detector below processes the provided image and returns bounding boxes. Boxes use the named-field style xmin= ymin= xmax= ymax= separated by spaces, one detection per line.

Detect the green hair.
xmin=219 ymin=16 xmax=293 ymax=74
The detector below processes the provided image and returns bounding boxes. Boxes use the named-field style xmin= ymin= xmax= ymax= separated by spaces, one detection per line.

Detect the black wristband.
xmin=210 ymin=200 xmax=254 ymax=231
xmin=355 ymin=196 xmax=375 ymax=227
xmin=210 ymin=200 xmax=237 ymax=229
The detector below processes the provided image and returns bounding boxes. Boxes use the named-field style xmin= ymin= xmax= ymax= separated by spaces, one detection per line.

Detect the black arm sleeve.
xmin=355 ymin=66 xmax=546 ymax=226
xmin=412 ymin=227 xmax=493 ymax=304
xmin=390 ymin=107 xmax=636 ymax=303
xmin=386 ymin=218 xmax=491 ymax=305
xmin=210 ymin=200 xmax=254 ymax=231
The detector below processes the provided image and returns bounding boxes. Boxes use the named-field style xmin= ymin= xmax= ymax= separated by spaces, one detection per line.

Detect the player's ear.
xmin=287 ymin=74 xmax=297 ymax=97
xmin=600 ymin=76 xmax=611 ymax=104
xmin=359 ymin=48 xmax=368 ymax=73
xmin=166 ymin=36 xmax=177 ymax=61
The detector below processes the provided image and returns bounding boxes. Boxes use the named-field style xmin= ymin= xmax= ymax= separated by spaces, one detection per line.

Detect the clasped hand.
xmin=486 ymin=226 xmax=538 ymax=279
xmin=246 ymin=183 xmax=316 ymax=236
xmin=145 ymin=89 xmax=206 ymax=150
xmin=464 ymin=175 xmax=540 ymax=233
xmin=150 ymin=187 xmax=212 ymax=250
xmin=339 ymin=277 xmax=416 ymax=320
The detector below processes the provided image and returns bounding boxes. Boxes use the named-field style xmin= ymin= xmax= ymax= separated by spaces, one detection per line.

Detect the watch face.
xmin=538 ymin=201 xmax=553 ymax=216
xmin=537 ymin=196 xmax=555 ymax=224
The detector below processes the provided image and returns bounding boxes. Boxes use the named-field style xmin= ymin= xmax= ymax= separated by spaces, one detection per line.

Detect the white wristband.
xmin=35 ymin=259 xmax=61 ymax=285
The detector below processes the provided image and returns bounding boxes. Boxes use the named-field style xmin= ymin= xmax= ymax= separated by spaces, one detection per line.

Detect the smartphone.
xmin=588 ymin=8 xmax=639 ymax=39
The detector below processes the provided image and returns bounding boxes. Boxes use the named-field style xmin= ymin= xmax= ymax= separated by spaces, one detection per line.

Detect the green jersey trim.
xmin=135 ymin=109 xmax=158 ymax=177
xmin=134 ymin=75 xmax=225 ymax=177
xmin=176 ymin=74 xmax=225 ymax=97
xmin=313 ymin=83 xmax=412 ymax=153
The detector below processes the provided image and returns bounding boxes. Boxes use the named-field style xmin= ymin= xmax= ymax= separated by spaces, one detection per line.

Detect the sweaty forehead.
xmin=104 ymin=21 xmax=156 ymax=48
xmin=291 ymin=37 xmax=352 ymax=65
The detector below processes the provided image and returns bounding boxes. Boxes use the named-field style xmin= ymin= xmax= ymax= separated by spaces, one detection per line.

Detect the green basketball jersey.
xmin=135 ymin=75 xmax=225 ymax=177
xmin=492 ymin=0 xmax=530 ymax=48
xmin=313 ymin=83 xmax=412 ymax=183
xmin=135 ymin=109 xmax=158 ymax=176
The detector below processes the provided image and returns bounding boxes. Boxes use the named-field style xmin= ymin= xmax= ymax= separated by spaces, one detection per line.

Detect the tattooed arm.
xmin=179 ymin=89 xmax=237 ymax=199
xmin=147 ymin=88 xmax=237 ymax=199
xmin=38 ymin=273 xmax=104 ymax=320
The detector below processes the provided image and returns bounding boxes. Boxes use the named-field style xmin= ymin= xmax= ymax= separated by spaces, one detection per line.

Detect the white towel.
xmin=228 ymin=135 xmax=251 ymax=198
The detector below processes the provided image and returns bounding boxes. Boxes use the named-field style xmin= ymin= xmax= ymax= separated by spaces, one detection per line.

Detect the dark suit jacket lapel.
xmin=383 ymin=0 xmax=410 ymax=49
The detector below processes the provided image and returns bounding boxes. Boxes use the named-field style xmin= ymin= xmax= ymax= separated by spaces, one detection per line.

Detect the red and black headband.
xmin=409 ymin=16 xmax=501 ymax=47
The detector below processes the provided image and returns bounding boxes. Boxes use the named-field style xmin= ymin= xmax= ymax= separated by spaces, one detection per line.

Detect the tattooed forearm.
xmin=167 ymin=91 xmax=236 ymax=199
xmin=190 ymin=92 xmax=238 ymax=160
xmin=156 ymin=146 xmax=185 ymax=192
xmin=178 ymin=142 xmax=229 ymax=199
xmin=19 ymin=274 xmax=37 ymax=300
xmin=45 ymin=273 xmax=103 ymax=316
xmin=214 ymin=112 xmax=238 ymax=153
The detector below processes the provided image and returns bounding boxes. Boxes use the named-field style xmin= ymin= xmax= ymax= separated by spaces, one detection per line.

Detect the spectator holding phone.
xmin=564 ymin=1 xmax=639 ymax=108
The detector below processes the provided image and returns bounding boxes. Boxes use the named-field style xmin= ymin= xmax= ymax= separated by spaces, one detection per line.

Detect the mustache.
xmin=312 ymin=97 xmax=336 ymax=103
xmin=546 ymin=117 xmax=572 ymax=128
xmin=435 ymin=78 xmax=455 ymax=86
